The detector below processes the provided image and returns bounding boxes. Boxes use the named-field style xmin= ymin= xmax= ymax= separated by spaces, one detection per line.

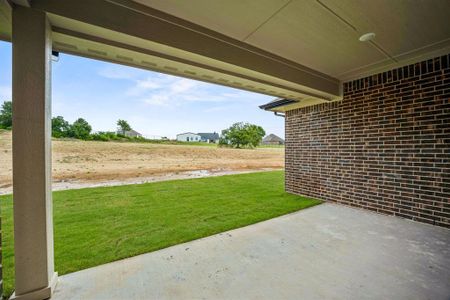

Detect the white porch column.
xmin=11 ymin=5 xmax=57 ymax=300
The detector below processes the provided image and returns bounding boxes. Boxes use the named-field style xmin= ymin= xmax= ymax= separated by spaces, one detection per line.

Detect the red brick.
xmin=285 ymin=54 xmax=450 ymax=228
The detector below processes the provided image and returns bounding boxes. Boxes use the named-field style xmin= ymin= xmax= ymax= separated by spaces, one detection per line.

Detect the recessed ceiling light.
xmin=359 ymin=32 xmax=376 ymax=42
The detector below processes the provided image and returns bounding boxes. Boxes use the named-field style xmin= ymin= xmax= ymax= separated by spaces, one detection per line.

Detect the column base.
xmin=10 ymin=272 xmax=58 ymax=300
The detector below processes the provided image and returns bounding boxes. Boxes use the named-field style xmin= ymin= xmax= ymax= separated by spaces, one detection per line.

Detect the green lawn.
xmin=0 ymin=171 xmax=320 ymax=297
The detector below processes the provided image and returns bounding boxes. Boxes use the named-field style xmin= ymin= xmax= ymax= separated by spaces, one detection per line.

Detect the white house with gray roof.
xmin=176 ymin=132 xmax=220 ymax=143
xmin=198 ymin=132 xmax=220 ymax=143
xmin=176 ymin=132 xmax=201 ymax=142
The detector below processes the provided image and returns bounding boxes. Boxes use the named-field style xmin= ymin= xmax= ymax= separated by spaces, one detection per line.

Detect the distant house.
xmin=198 ymin=132 xmax=220 ymax=143
xmin=262 ymin=134 xmax=284 ymax=145
xmin=123 ymin=129 xmax=142 ymax=138
xmin=176 ymin=132 xmax=202 ymax=142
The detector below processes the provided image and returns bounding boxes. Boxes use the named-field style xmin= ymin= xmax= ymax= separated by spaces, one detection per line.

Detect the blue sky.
xmin=0 ymin=41 xmax=283 ymax=139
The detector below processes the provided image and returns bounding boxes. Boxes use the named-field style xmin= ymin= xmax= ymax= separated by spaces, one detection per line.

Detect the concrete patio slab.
xmin=52 ymin=203 xmax=450 ymax=300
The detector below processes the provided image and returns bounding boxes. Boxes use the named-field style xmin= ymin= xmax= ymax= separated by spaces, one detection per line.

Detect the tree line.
xmin=1 ymin=100 xmax=267 ymax=147
xmin=1 ymin=101 xmax=135 ymax=141
xmin=52 ymin=116 xmax=135 ymax=141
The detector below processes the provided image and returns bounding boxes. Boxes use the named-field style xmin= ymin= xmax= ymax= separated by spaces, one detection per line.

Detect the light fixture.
xmin=359 ymin=32 xmax=376 ymax=42
xmin=51 ymin=50 xmax=60 ymax=62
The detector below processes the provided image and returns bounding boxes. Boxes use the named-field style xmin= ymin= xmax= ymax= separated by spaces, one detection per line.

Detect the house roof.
xmin=259 ymin=97 xmax=330 ymax=112
xmin=176 ymin=132 xmax=200 ymax=136
xmin=125 ymin=129 xmax=141 ymax=135
xmin=259 ymin=98 xmax=298 ymax=112
xmin=198 ymin=132 xmax=220 ymax=140
xmin=263 ymin=134 xmax=284 ymax=143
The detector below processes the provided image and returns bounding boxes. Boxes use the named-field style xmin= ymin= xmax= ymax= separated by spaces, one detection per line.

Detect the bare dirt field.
xmin=0 ymin=130 xmax=284 ymax=194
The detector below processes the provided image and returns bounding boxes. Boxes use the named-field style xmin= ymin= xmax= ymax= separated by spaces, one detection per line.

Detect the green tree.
xmin=220 ymin=122 xmax=265 ymax=148
xmin=0 ymin=101 xmax=12 ymax=129
xmin=51 ymin=116 xmax=70 ymax=138
xmin=69 ymin=118 xmax=92 ymax=140
xmin=117 ymin=119 xmax=131 ymax=135
xmin=246 ymin=124 xmax=266 ymax=147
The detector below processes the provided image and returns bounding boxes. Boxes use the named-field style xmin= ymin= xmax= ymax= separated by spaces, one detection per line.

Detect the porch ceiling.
xmin=141 ymin=0 xmax=450 ymax=80
xmin=1 ymin=0 xmax=449 ymax=106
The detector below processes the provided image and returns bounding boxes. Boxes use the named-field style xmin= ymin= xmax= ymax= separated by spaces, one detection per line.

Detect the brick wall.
xmin=285 ymin=54 xmax=450 ymax=227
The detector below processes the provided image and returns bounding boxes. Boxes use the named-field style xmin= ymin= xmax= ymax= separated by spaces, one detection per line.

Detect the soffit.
xmin=139 ymin=0 xmax=450 ymax=81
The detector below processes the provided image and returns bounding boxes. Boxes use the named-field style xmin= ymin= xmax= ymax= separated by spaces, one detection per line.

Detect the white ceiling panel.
xmin=134 ymin=0 xmax=291 ymax=41
xmin=0 ymin=0 xmax=11 ymax=41
xmin=243 ymin=0 xmax=387 ymax=77
xmin=321 ymin=0 xmax=450 ymax=58
xmin=135 ymin=0 xmax=450 ymax=80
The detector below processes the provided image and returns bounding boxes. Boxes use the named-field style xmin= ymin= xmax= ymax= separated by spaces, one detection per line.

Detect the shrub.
xmin=91 ymin=131 xmax=119 ymax=141
xmin=91 ymin=133 xmax=109 ymax=141
xmin=68 ymin=118 xmax=92 ymax=140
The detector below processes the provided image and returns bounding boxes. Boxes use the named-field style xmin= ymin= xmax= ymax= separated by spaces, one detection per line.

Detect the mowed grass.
xmin=0 ymin=171 xmax=320 ymax=297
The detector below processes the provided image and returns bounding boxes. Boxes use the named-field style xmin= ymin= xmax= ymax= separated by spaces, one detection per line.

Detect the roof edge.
xmin=259 ymin=98 xmax=298 ymax=111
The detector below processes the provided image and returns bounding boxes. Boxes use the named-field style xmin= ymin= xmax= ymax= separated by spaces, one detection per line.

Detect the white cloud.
xmin=98 ymin=66 xmax=270 ymax=107
xmin=136 ymin=79 xmax=161 ymax=90
xmin=126 ymin=77 xmax=162 ymax=96
xmin=138 ymin=77 xmax=270 ymax=107
xmin=139 ymin=75 xmax=220 ymax=106
xmin=170 ymin=78 xmax=198 ymax=93
xmin=143 ymin=94 xmax=170 ymax=106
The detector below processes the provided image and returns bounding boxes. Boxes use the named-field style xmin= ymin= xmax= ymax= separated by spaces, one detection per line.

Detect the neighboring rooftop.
xmin=198 ymin=132 xmax=220 ymax=141
xmin=176 ymin=132 xmax=199 ymax=136
xmin=262 ymin=134 xmax=285 ymax=145
xmin=123 ymin=129 xmax=142 ymax=137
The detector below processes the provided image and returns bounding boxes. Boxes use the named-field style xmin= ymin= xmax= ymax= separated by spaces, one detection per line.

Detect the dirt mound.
xmin=0 ymin=130 xmax=284 ymax=193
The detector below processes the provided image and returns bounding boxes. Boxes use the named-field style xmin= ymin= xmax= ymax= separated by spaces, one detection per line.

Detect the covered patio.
xmin=0 ymin=0 xmax=449 ymax=299
xmin=52 ymin=203 xmax=450 ymax=300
